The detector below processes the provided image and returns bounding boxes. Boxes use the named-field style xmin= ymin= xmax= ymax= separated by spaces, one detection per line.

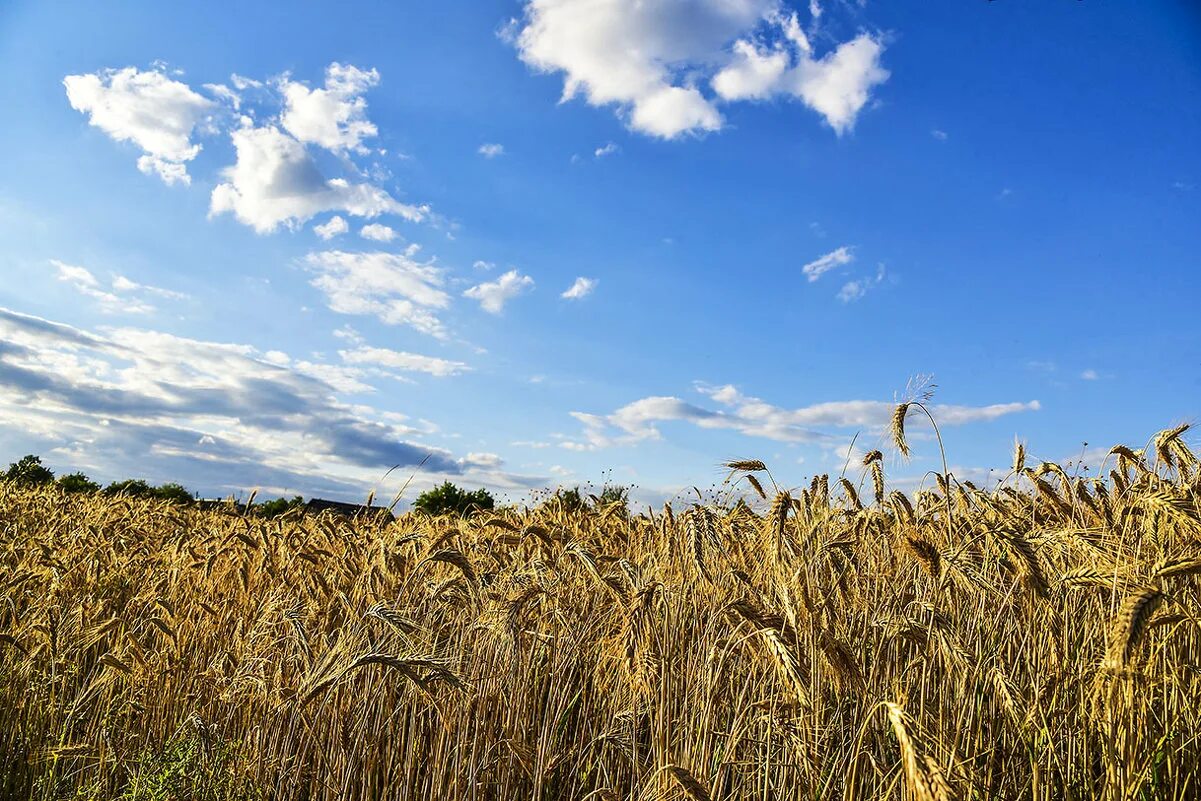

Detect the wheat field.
xmin=2 ymin=419 xmax=1199 ymax=800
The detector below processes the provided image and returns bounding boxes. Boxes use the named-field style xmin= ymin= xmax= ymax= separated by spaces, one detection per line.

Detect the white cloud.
xmin=360 ymin=223 xmax=397 ymax=242
xmin=561 ymin=276 xmax=597 ymax=300
xmin=463 ymin=452 xmax=504 ymax=468
xmin=340 ymin=345 xmax=470 ymax=377
xmin=932 ymin=128 xmax=948 ymax=140
xmin=594 ymin=142 xmax=620 ymax=158
xmin=802 ymin=245 xmax=854 ymax=281
xmin=203 ymin=82 xmax=242 ymax=109
xmin=210 ymin=123 xmax=427 ymax=233
xmin=0 ymin=307 xmax=542 ymax=499
xmin=314 ymin=215 xmax=349 ymax=240
xmin=230 ymin=74 xmax=262 ymax=91
xmin=473 ymin=260 xmax=495 ymax=270
xmin=561 ymin=382 xmax=1041 ymax=450
xmin=1081 ymin=369 xmax=1099 ymax=380
xmin=111 ymin=274 xmax=186 ymax=300
xmin=304 ymin=250 xmax=451 ymax=338
xmin=478 ymin=143 xmax=506 ymax=158
xmin=513 ymin=2 xmax=887 ymax=139
xmin=279 ymin=63 xmax=380 ymax=154
xmin=63 ymin=66 xmax=215 ymax=185
xmin=52 ymin=260 xmax=185 ymax=314
xmin=463 ymin=269 xmax=534 ymax=314
xmin=836 ymin=264 xmax=887 ymax=303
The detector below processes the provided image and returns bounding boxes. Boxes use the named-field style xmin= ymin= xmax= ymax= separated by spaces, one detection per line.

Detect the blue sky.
xmin=0 ymin=1 xmax=1198 ymax=506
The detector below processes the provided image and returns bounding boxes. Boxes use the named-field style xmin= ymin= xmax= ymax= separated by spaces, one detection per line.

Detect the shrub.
xmin=104 ymin=479 xmax=193 ymax=503
xmin=58 ymin=472 xmax=101 ymax=494
xmin=104 ymin=479 xmax=155 ymax=498
xmin=257 ymin=495 xmax=304 ymax=518
xmin=413 ymin=482 xmax=494 ymax=517
xmin=154 ymin=482 xmax=194 ymax=504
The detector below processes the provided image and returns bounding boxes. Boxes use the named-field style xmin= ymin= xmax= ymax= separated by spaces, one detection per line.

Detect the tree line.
xmin=3 ymin=454 xmax=627 ymax=518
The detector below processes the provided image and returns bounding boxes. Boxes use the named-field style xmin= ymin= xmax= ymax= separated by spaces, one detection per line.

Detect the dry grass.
xmin=2 ymin=423 xmax=1200 ymax=800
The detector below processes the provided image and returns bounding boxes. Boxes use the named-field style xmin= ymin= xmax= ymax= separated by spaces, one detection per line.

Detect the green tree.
xmin=153 ymin=482 xmax=193 ymax=504
xmin=257 ymin=495 xmax=304 ymax=518
xmin=413 ymin=481 xmax=494 ymax=517
xmin=3 ymin=455 xmax=54 ymax=485
xmin=104 ymin=478 xmax=154 ymax=498
xmin=57 ymin=472 xmax=100 ymax=494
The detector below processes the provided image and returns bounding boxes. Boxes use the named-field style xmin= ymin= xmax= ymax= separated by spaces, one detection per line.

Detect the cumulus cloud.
xmin=802 ymin=245 xmax=854 ymax=281
xmin=0 ymin=307 xmax=539 ymax=499
xmin=714 ymin=26 xmax=889 ymax=135
xmin=66 ymin=62 xmax=429 ymax=235
xmin=304 ymin=250 xmax=451 ymax=338
xmin=561 ymin=276 xmax=597 ymax=300
xmin=360 ymin=223 xmax=397 ymax=242
xmin=53 ymin=260 xmax=185 ymax=314
xmin=512 ymin=1 xmax=887 ymax=139
xmin=463 ymin=269 xmax=534 ymax=314
xmin=314 ymin=215 xmax=349 ymax=239
xmin=280 ymin=63 xmax=380 ymax=154
xmin=478 ymin=143 xmax=506 ymax=158
xmin=63 ymin=66 xmax=216 ymax=185
xmin=210 ymin=122 xmax=427 ymax=233
xmin=340 ymin=345 xmax=470 ymax=377
xmin=594 ymin=142 xmax=620 ymax=158
xmin=560 ymin=382 xmax=1040 ymax=450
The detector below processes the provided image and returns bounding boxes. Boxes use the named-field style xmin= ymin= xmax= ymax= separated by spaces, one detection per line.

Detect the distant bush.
xmin=257 ymin=495 xmax=304 ymax=518
xmin=58 ymin=472 xmax=100 ymax=494
xmin=546 ymin=484 xmax=628 ymax=514
xmin=104 ymin=479 xmax=155 ymax=498
xmin=154 ymin=483 xmax=194 ymax=504
xmin=4 ymin=455 xmax=54 ymax=486
xmin=105 ymin=479 xmax=193 ymax=504
xmin=413 ymin=482 xmax=494 ymax=517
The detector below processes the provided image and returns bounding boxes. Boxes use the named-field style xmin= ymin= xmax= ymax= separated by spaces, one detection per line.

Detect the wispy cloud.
xmin=53 ymin=260 xmax=186 ymax=314
xmin=478 ymin=143 xmax=506 ymax=158
xmin=561 ymin=276 xmax=597 ymax=300
xmin=837 ymin=264 xmax=887 ymax=303
xmin=0 ymin=307 xmax=540 ymax=499
xmin=802 ymin=245 xmax=854 ymax=282
xmin=560 ymin=382 xmax=1040 ymax=451
xmin=340 ymin=345 xmax=471 ymax=377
